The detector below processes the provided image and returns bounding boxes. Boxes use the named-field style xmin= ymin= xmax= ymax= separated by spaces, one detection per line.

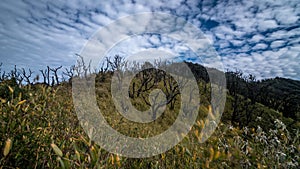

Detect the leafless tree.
xmin=97 ymin=59 xmax=110 ymax=82
xmin=141 ymin=90 xmax=166 ymax=120
xmin=47 ymin=66 xmax=51 ymax=85
xmin=50 ymin=66 xmax=62 ymax=85
xmin=74 ymin=54 xmax=91 ymax=78
xmin=21 ymin=68 xmax=33 ymax=85
xmin=107 ymin=55 xmax=128 ymax=90
xmin=162 ymin=74 xmax=188 ymax=110
xmin=0 ymin=63 xmax=9 ymax=82
xmin=136 ymin=69 xmax=156 ymax=97
xmin=0 ymin=63 xmax=2 ymax=81
xmin=40 ymin=68 xmax=49 ymax=84
xmin=107 ymin=55 xmax=127 ymax=72
xmin=99 ymin=60 xmax=109 ymax=74
xmin=63 ymin=65 xmax=75 ymax=82
xmin=9 ymin=65 xmax=22 ymax=84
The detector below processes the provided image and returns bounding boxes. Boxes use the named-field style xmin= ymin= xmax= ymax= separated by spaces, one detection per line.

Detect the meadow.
xmin=0 ymin=58 xmax=299 ymax=168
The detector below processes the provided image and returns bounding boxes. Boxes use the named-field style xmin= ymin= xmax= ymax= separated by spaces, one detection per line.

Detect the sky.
xmin=0 ymin=0 xmax=299 ymax=80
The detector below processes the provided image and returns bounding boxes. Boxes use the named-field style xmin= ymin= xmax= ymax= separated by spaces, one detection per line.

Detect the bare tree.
xmin=165 ymin=76 xmax=188 ymax=110
xmin=9 ymin=65 xmax=23 ymax=85
xmin=50 ymin=66 xmax=62 ymax=85
xmin=107 ymin=55 xmax=128 ymax=90
xmin=0 ymin=63 xmax=3 ymax=81
xmin=141 ymin=90 xmax=166 ymax=120
xmin=63 ymin=65 xmax=75 ymax=82
xmin=107 ymin=55 xmax=127 ymax=72
xmin=74 ymin=54 xmax=91 ymax=77
xmin=40 ymin=68 xmax=49 ymax=84
xmin=136 ymin=70 xmax=156 ymax=97
xmin=99 ymin=60 xmax=109 ymax=74
xmin=98 ymin=59 xmax=110 ymax=82
xmin=21 ymin=68 xmax=34 ymax=85
xmin=47 ymin=66 xmax=51 ymax=85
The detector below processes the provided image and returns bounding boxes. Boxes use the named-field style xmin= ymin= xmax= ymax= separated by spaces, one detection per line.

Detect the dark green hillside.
xmin=256 ymin=77 xmax=300 ymax=121
xmin=185 ymin=61 xmax=300 ymax=129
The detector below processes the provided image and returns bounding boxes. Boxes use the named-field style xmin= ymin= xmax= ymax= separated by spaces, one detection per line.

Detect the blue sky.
xmin=0 ymin=0 xmax=299 ymax=80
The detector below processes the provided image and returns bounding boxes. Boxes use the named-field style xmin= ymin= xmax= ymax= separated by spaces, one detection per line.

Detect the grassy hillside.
xmin=0 ymin=61 xmax=299 ymax=168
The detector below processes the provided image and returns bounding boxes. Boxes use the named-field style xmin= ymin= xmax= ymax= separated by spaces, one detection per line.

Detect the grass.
xmin=0 ymin=73 xmax=299 ymax=168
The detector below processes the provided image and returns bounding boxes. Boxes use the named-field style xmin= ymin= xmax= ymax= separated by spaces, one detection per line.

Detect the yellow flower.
xmin=257 ymin=163 xmax=261 ymax=169
xmin=192 ymin=153 xmax=197 ymax=161
xmin=51 ymin=143 xmax=63 ymax=157
xmin=115 ymin=155 xmax=121 ymax=167
xmin=8 ymin=86 xmax=14 ymax=93
xmin=110 ymin=154 xmax=114 ymax=165
xmin=194 ymin=130 xmax=199 ymax=137
xmin=17 ymin=100 xmax=27 ymax=105
xmin=161 ymin=153 xmax=165 ymax=160
xmin=209 ymin=147 xmax=214 ymax=162
xmin=208 ymin=105 xmax=212 ymax=114
xmin=214 ymin=150 xmax=220 ymax=160
xmin=3 ymin=138 xmax=12 ymax=156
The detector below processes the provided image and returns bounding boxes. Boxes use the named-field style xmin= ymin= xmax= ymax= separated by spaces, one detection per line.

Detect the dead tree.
xmin=131 ymin=69 xmax=156 ymax=98
xmin=99 ymin=60 xmax=109 ymax=74
xmin=50 ymin=66 xmax=62 ymax=85
xmin=0 ymin=68 xmax=7 ymax=81
xmin=98 ymin=60 xmax=109 ymax=82
xmin=63 ymin=65 xmax=75 ymax=82
xmin=107 ymin=55 xmax=128 ymax=90
xmin=9 ymin=65 xmax=23 ymax=84
xmin=162 ymin=74 xmax=183 ymax=110
xmin=21 ymin=68 xmax=33 ymax=85
xmin=40 ymin=69 xmax=49 ymax=85
xmin=51 ymin=76 xmax=55 ymax=86
xmin=141 ymin=90 xmax=166 ymax=120
xmin=74 ymin=54 xmax=91 ymax=77
xmin=0 ymin=63 xmax=3 ymax=81
xmin=107 ymin=55 xmax=126 ymax=72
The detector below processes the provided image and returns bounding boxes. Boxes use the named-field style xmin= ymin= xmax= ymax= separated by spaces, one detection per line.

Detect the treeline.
xmin=0 ymin=56 xmax=299 ymax=128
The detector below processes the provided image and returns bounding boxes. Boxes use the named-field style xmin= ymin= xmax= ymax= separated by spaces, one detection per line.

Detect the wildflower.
xmin=243 ymin=127 xmax=249 ymax=135
xmin=209 ymin=147 xmax=214 ymax=162
xmin=8 ymin=86 xmax=14 ymax=93
xmin=51 ymin=143 xmax=63 ymax=157
xmin=3 ymin=138 xmax=12 ymax=156
xmin=115 ymin=155 xmax=121 ymax=167
xmin=214 ymin=150 xmax=220 ymax=160
xmin=256 ymin=116 xmax=262 ymax=121
xmin=17 ymin=100 xmax=27 ymax=105
xmin=256 ymin=126 xmax=262 ymax=134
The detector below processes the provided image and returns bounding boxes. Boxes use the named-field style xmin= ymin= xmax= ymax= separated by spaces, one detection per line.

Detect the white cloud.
xmin=252 ymin=43 xmax=268 ymax=50
xmin=250 ymin=34 xmax=264 ymax=43
xmin=270 ymin=40 xmax=285 ymax=49
xmin=275 ymin=7 xmax=299 ymax=25
xmin=257 ymin=19 xmax=278 ymax=31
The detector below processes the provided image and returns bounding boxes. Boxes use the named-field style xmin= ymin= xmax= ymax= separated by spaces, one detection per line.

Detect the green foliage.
xmin=0 ymin=77 xmax=26 ymax=101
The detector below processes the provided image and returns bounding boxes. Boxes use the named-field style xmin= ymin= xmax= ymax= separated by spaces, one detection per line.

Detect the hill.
xmin=0 ymin=60 xmax=299 ymax=168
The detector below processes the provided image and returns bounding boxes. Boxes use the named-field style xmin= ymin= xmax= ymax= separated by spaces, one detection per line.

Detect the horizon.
xmin=1 ymin=60 xmax=299 ymax=84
